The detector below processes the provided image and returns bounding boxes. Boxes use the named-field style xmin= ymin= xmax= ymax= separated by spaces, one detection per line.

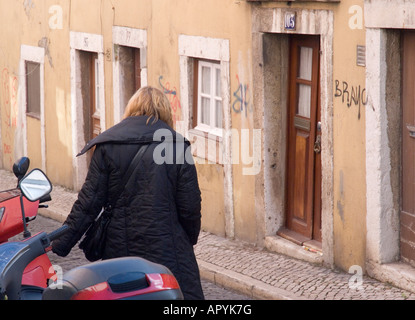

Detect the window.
xmin=178 ymin=34 xmax=230 ymax=164
xmin=94 ymin=57 xmax=101 ymax=115
xmin=25 ymin=61 xmax=41 ymax=117
xmin=19 ymin=45 xmax=45 ymax=169
xmin=194 ymin=60 xmax=222 ymax=134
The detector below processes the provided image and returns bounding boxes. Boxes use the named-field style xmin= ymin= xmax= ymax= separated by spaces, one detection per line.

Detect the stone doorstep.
xmin=264 ymin=235 xmax=324 ymax=266
xmin=366 ymin=260 xmax=415 ymax=295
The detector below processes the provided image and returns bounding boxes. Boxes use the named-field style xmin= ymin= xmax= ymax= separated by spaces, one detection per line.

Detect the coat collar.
xmin=77 ymin=116 xmax=187 ymax=156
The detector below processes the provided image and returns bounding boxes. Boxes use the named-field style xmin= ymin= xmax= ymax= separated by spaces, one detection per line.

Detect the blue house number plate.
xmin=285 ymin=12 xmax=296 ymax=31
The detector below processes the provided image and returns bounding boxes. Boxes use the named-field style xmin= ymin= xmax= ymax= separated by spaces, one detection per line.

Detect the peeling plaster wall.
xmin=364 ymin=0 xmax=415 ymax=292
xmin=365 ymin=0 xmax=415 ymax=29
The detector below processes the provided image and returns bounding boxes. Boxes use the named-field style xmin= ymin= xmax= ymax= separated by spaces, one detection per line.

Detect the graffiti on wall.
xmin=158 ymin=76 xmax=182 ymax=124
xmin=1 ymin=68 xmax=18 ymax=166
xmin=232 ymin=74 xmax=252 ymax=117
xmin=334 ymin=79 xmax=368 ymax=119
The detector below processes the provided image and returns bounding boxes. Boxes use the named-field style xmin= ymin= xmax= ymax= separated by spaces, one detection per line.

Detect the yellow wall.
xmin=0 ymin=0 xmax=74 ymax=184
xmin=0 ymin=0 xmax=257 ymax=241
xmin=332 ymin=0 xmax=367 ymax=271
xmin=197 ymin=162 xmax=226 ymax=237
xmin=0 ymin=0 xmax=370 ymax=271
xmin=0 ymin=1 xmax=24 ymax=169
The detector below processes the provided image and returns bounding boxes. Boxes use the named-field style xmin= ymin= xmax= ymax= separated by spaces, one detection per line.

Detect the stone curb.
xmin=197 ymin=260 xmax=305 ymax=300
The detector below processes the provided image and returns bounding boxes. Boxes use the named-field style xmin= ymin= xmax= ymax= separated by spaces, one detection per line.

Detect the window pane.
xmin=26 ymin=61 xmax=41 ymax=116
xmin=94 ymin=58 xmax=100 ymax=113
xmin=201 ymin=97 xmax=210 ymax=124
xmin=201 ymin=66 xmax=211 ymax=94
xmin=215 ymin=68 xmax=221 ymax=96
xmin=196 ymin=60 xmax=221 ymax=130
xmin=298 ymin=46 xmax=313 ymax=81
xmin=297 ymin=84 xmax=311 ymax=118
xmin=215 ymin=100 xmax=222 ymax=128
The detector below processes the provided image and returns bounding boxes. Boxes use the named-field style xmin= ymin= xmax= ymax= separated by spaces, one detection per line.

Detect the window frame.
xmin=193 ymin=59 xmax=223 ymax=137
xmin=178 ymin=34 xmax=230 ymax=164
xmin=93 ymin=57 xmax=101 ymax=115
xmin=19 ymin=45 xmax=46 ymax=170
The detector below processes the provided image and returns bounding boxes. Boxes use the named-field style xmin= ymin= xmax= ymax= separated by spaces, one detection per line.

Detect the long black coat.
xmin=52 ymin=116 xmax=204 ymax=300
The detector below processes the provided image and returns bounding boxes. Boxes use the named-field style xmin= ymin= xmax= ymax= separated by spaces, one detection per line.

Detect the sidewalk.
xmin=2 ymin=168 xmax=415 ymax=300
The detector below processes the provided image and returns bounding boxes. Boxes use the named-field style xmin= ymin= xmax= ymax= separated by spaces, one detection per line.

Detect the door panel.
xmin=118 ymin=46 xmax=141 ymax=119
xmin=134 ymin=48 xmax=141 ymax=91
xmin=293 ymin=132 xmax=309 ymax=223
xmin=401 ymin=31 xmax=415 ymax=265
xmin=79 ymin=51 xmax=100 ymax=164
xmin=284 ymin=35 xmax=321 ymax=241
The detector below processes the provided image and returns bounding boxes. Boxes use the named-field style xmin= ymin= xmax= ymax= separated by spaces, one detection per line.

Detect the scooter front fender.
xmin=22 ymin=253 xmax=55 ymax=288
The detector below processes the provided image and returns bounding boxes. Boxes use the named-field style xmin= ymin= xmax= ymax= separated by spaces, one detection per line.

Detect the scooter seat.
xmin=42 ymin=256 xmax=182 ymax=300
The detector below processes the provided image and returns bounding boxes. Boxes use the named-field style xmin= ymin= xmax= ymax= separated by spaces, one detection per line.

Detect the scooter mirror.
xmin=19 ymin=169 xmax=52 ymax=202
xmin=13 ymin=157 xmax=30 ymax=181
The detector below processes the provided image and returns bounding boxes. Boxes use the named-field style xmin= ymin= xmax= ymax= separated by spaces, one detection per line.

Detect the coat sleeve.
xmin=52 ymin=146 xmax=109 ymax=257
xmin=175 ymin=160 xmax=202 ymax=245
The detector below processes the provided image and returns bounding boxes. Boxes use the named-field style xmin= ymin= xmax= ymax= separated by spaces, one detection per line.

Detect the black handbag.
xmin=79 ymin=144 xmax=149 ymax=262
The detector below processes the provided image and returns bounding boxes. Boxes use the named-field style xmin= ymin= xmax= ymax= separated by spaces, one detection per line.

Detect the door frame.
xmin=70 ymin=31 xmax=106 ymax=191
xmin=112 ymin=26 xmax=148 ymax=124
xmin=401 ymin=30 xmax=415 ymax=267
xmin=251 ymin=7 xmax=334 ymax=266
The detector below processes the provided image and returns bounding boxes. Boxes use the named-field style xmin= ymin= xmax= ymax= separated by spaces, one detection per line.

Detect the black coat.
xmin=52 ymin=116 xmax=204 ymax=300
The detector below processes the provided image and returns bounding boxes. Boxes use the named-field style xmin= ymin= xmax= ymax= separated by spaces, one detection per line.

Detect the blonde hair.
xmin=123 ymin=86 xmax=173 ymax=128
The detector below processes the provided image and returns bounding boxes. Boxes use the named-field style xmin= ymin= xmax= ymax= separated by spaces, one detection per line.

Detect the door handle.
xmin=407 ymin=125 xmax=415 ymax=138
xmin=314 ymin=135 xmax=321 ymax=154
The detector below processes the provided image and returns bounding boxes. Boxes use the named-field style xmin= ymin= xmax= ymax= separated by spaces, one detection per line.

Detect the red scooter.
xmin=0 ymin=158 xmax=183 ymax=300
xmin=0 ymin=157 xmax=56 ymax=289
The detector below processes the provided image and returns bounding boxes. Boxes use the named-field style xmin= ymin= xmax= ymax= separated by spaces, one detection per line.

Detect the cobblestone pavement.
xmin=194 ymin=232 xmax=415 ymax=300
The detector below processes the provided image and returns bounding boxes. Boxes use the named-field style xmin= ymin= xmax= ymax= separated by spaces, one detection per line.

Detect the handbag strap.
xmin=107 ymin=144 xmax=149 ymax=209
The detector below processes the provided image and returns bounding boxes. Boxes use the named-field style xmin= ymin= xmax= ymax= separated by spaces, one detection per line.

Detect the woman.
xmin=52 ymin=86 xmax=204 ymax=300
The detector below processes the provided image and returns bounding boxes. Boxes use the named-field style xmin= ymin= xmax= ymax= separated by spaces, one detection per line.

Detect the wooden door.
xmin=80 ymin=51 xmax=101 ymax=164
xmin=401 ymin=31 xmax=415 ymax=265
xmin=283 ymin=35 xmax=321 ymax=242
xmin=133 ymin=48 xmax=141 ymax=91
xmin=118 ymin=46 xmax=141 ymax=119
